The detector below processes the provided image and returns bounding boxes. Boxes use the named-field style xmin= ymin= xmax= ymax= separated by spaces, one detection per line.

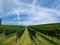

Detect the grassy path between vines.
xmin=16 ymin=27 xmax=35 ymax=45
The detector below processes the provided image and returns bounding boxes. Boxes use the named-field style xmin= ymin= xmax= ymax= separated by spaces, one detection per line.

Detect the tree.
xmin=0 ymin=18 xmax=2 ymax=25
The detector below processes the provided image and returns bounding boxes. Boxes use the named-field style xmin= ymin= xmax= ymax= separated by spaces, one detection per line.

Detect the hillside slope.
xmin=0 ymin=23 xmax=60 ymax=45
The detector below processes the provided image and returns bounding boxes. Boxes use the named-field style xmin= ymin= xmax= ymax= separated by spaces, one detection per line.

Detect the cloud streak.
xmin=1 ymin=0 xmax=60 ymax=26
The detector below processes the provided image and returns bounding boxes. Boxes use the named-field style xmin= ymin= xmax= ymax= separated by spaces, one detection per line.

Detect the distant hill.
xmin=0 ymin=23 xmax=60 ymax=45
xmin=29 ymin=23 xmax=60 ymax=30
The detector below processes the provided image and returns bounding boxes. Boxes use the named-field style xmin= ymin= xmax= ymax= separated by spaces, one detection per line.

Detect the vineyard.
xmin=0 ymin=23 xmax=60 ymax=45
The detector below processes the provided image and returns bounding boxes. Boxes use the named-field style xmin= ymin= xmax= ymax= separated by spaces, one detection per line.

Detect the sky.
xmin=0 ymin=0 xmax=60 ymax=26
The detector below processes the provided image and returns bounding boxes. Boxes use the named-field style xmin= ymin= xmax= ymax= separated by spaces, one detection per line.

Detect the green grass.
xmin=0 ymin=25 xmax=24 ymax=30
xmin=0 ymin=23 xmax=60 ymax=45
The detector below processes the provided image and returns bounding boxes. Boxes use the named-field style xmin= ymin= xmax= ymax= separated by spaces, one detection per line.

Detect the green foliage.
xmin=0 ymin=25 xmax=24 ymax=30
xmin=0 ymin=23 xmax=60 ymax=45
xmin=29 ymin=23 xmax=60 ymax=39
xmin=29 ymin=23 xmax=60 ymax=30
xmin=0 ymin=18 xmax=2 ymax=25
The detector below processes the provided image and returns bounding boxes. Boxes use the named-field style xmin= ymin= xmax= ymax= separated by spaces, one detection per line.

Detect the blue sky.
xmin=0 ymin=0 xmax=60 ymax=26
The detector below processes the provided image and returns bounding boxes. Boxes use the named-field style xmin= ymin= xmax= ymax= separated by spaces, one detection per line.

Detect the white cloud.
xmin=1 ymin=0 xmax=60 ymax=25
xmin=0 ymin=0 xmax=3 ymax=14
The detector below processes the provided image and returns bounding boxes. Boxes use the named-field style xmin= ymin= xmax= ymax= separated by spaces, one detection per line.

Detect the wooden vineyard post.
xmin=16 ymin=28 xmax=18 ymax=42
xmin=36 ymin=32 xmax=38 ymax=45
xmin=57 ymin=30 xmax=60 ymax=45
xmin=4 ymin=29 xmax=5 ymax=40
xmin=55 ymin=28 xmax=60 ymax=45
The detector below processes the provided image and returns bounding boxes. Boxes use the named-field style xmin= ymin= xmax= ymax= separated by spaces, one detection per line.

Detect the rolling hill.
xmin=0 ymin=23 xmax=60 ymax=45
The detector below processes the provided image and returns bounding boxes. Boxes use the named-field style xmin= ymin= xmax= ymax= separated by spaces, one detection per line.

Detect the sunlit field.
xmin=0 ymin=23 xmax=60 ymax=45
